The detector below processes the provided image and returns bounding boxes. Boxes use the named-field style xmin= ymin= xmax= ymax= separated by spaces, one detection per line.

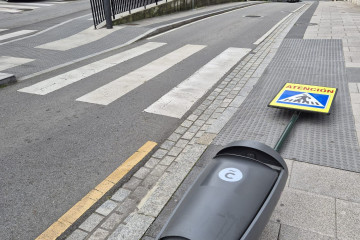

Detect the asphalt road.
xmin=0 ymin=2 xmax=303 ymax=240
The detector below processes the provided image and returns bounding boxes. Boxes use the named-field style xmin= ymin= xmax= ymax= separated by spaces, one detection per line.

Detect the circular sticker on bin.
xmin=218 ymin=168 xmax=243 ymax=182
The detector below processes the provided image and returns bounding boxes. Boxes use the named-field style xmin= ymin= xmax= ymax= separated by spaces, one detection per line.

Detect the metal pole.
xmin=273 ymin=111 xmax=300 ymax=152
xmin=103 ymin=0 xmax=113 ymax=29
xmin=192 ymin=0 xmax=194 ymax=9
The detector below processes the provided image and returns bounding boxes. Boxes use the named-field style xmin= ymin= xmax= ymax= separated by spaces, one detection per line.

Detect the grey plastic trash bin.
xmin=158 ymin=140 xmax=288 ymax=240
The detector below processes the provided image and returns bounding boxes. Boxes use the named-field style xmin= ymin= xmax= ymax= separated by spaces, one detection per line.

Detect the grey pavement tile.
xmin=349 ymin=47 xmax=360 ymax=51
xmin=289 ymin=161 xmax=360 ymax=203
xmin=271 ymin=188 xmax=336 ymax=237
xmin=194 ymin=119 xmax=206 ymax=126
xmin=160 ymin=140 xmax=175 ymax=151
xmin=130 ymin=186 xmax=149 ymax=201
xmin=350 ymin=93 xmax=360 ymax=104
xmin=187 ymin=125 xmax=200 ymax=134
xmin=182 ymin=131 xmax=196 ymax=140
xmin=259 ymin=221 xmax=280 ymax=240
xmin=66 ymin=229 xmax=88 ymax=240
xmin=145 ymin=157 xmax=160 ymax=169
xmin=349 ymin=82 xmax=359 ymax=93
xmin=88 ymin=228 xmax=110 ymax=240
xmin=150 ymin=164 xmax=167 ymax=177
xmin=168 ymin=132 xmax=181 ymax=142
xmin=346 ymin=62 xmax=360 ymax=68
xmin=107 ymin=224 xmax=125 ymax=240
xmin=122 ymin=176 xmax=142 ymax=190
xmin=139 ymin=145 xmax=207 ymax=217
xmin=79 ymin=213 xmax=104 ymax=232
xmin=96 ymin=200 xmax=118 ymax=216
xmin=196 ymin=133 xmax=217 ymax=145
xmin=230 ymin=95 xmax=246 ymax=108
xmin=175 ymin=139 xmax=189 ymax=148
xmin=111 ymin=188 xmax=131 ymax=202
xmin=159 ymin=156 xmax=175 ymax=166
xmin=206 ymin=107 xmax=237 ymax=134
xmin=134 ymin=167 xmax=151 ymax=179
xmin=141 ymin=174 xmax=159 ymax=189
xmin=152 ymin=149 xmax=167 ymax=159
xmin=279 ymin=224 xmax=335 ymax=240
xmin=137 ymin=172 xmax=181 ymax=218
xmin=174 ymin=126 xmax=187 ymax=134
xmin=116 ymin=198 xmax=137 ymax=215
xmin=187 ymin=114 xmax=198 ymax=122
xmin=336 ymin=199 xmax=360 ymax=240
xmin=351 ymin=103 xmax=360 ymax=115
xmin=101 ymin=212 xmax=126 ymax=230
xmin=108 ymin=213 xmax=154 ymax=240
xmin=181 ymin=120 xmax=193 ymax=128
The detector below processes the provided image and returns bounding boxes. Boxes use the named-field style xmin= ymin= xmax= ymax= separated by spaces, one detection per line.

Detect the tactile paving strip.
xmin=214 ymin=39 xmax=360 ymax=172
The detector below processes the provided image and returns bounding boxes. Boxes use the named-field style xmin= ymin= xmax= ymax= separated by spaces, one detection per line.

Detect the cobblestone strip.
xmin=65 ymin=3 xmax=311 ymax=240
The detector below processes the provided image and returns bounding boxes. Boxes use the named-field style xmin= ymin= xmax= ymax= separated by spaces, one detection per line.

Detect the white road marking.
xmin=18 ymin=42 xmax=166 ymax=95
xmin=0 ymin=4 xmax=39 ymax=9
xmin=76 ymin=44 xmax=206 ymax=105
xmin=0 ymin=56 xmax=34 ymax=71
xmin=253 ymin=13 xmax=292 ymax=45
xmin=292 ymin=4 xmax=306 ymax=13
xmin=6 ymin=2 xmax=54 ymax=7
xmin=145 ymin=47 xmax=251 ymax=118
xmin=0 ymin=29 xmax=7 ymax=32
xmin=36 ymin=26 xmax=124 ymax=51
xmin=0 ymin=30 xmax=37 ymax=41
xmin=0 ymin=14 xmax=91 ymax=46
xmin=0 ymin=7 xmax=21 ymax=13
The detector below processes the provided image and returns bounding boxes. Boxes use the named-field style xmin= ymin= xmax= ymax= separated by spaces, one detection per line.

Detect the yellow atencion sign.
xmin=269 ymin=83 xmax=337 ymax=114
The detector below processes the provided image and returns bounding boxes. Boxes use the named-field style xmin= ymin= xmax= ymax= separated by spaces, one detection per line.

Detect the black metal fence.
xmin=90 ymin=0 xmax=164 ymax=29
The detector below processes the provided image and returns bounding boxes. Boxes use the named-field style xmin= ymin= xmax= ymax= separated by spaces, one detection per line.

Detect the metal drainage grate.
xmin=309 ymin=23 xmax=318 ymax=26
xmin=244 ymin=15 xmax=262 ymax=18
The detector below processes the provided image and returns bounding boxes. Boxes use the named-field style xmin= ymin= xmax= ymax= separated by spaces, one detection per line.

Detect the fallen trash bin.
xmin=158 ymin=140 xmax=288 ymax=240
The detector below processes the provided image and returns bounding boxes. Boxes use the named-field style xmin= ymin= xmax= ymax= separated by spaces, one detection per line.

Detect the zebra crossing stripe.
xmin=0 ymin=30 xmax=37 ymax=41
xmin=0 ymin=7 xmax=22 ymax=13
xmin=145 ymin=48 xmax=251 ymax=118
xmin=0 ymin=56 xmax=34 ymax=71
xmin=76 ymin=44 xmax=206 ymax=105
xmin=0 ymin=4 xmax=39 ymax=9
xmin=36 ymin=26 xmax=124 ymax=51
xmin=18 ymin=42 xmax=166 ymax=95
xmin=8 ymin=2 xmax=54 ymax=7
xmin=0 ymin=29 xmax=8 ymax=32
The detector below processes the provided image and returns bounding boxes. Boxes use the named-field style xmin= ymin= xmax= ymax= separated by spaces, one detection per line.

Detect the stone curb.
xmin=18 ymin=2 xmax=263 ymax=82
xmin=64 ymin=2 xmax=311 ymax=240
xmin=0 ymin=72 xmax=16 ymax=86
xmin=136 ymin=1 xmax=265 ymax=40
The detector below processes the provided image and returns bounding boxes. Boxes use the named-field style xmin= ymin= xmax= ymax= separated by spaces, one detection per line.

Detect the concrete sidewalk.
xmin=64 ymin=1 xmax=360 ymax=240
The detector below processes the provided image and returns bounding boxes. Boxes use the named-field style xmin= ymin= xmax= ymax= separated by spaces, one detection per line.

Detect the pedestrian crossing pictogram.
xmin=269 ymin=83 xmax=337 ymax=114
xmin=277 ymin=91 xmax=327 ymax=108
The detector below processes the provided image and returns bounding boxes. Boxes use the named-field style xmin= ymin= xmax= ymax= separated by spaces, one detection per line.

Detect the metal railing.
xmin=90 ymin=0 xmax=163 ymax=29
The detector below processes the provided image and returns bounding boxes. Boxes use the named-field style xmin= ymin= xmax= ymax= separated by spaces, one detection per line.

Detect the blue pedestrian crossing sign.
xmin=268 ymin=83 xmax=337 ymax=114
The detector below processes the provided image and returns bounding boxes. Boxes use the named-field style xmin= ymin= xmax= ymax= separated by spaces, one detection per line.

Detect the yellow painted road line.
xmin=36 ymin=141 xmax=157 ymax=240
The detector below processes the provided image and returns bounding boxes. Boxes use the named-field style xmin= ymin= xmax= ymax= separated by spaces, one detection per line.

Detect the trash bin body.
xmin=158 ymin=140 xmax=288 ymax=240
